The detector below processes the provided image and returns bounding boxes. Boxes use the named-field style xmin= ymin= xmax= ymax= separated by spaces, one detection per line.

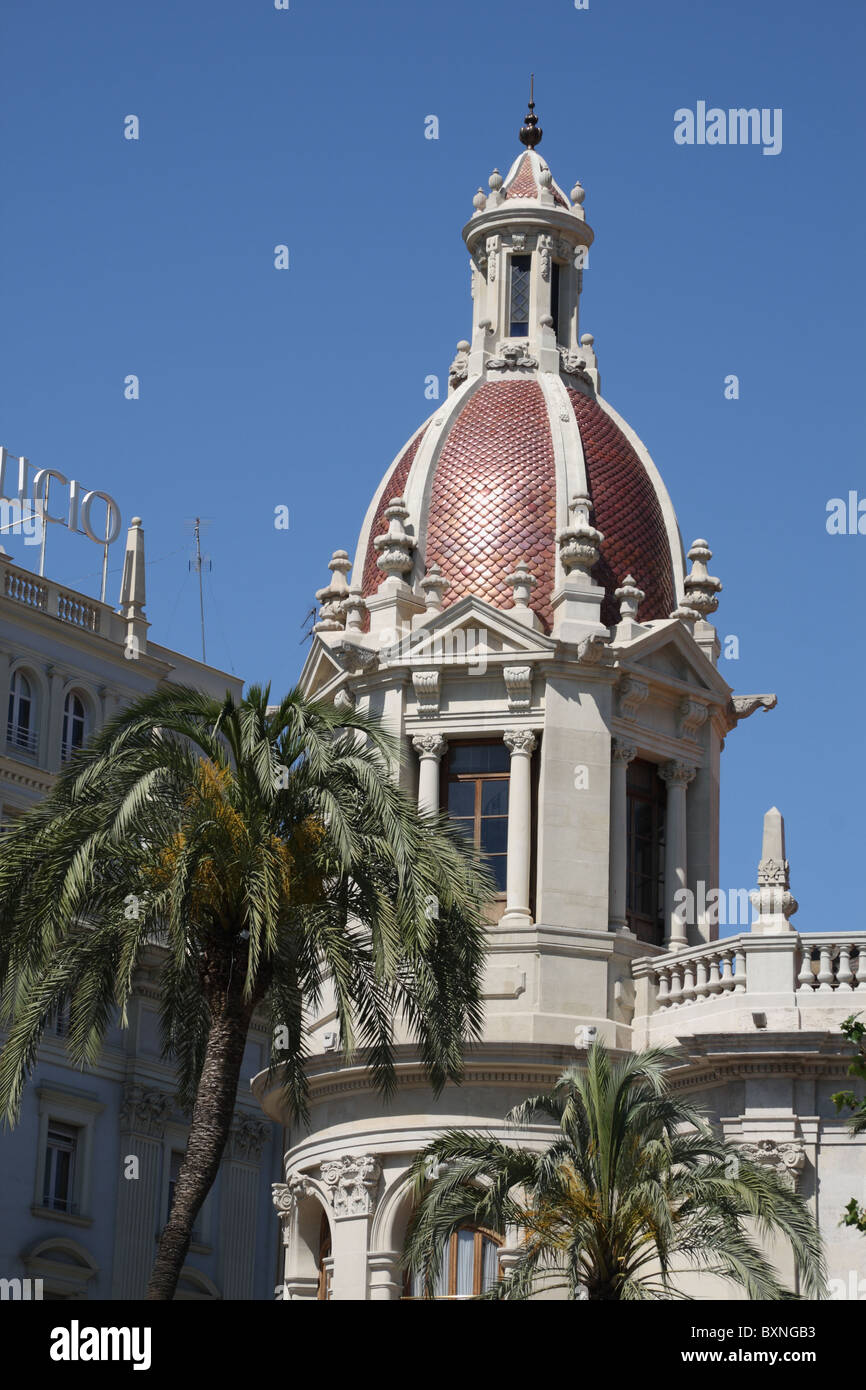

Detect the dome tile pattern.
xmin=424 ymin=381 xmax=557 ymax=630
xmin=568 ymin=389 xmax=675 ymax=627
xmin=504 ymin=152 xmax=569 ymax=208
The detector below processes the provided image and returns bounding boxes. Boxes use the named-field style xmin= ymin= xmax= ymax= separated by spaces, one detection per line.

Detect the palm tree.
xmin=0 ymin=684 xmax=492 ymax=1300
xmin=405 ymin=1043 xmax=826 ymax=1300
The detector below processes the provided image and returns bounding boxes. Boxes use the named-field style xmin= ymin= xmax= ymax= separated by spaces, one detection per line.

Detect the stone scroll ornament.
xmin=738 ymin=1139 xmax=806 ymax=1192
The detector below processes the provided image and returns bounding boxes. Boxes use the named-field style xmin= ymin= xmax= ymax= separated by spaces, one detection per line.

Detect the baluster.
xmin=719 ymin=951 xmax=735 ymax=994
xmin=837 ymin=942 xmax=854 ymax=992
xmin=695 ymin=956 xmax=708 ymax=1003
xmin=797 ymin=945 xmax=816 ymax=992
xmin=707 ymin=953 xmax=723 ymax=997
xmin=668 ymin=964 xmax=683 ymax=1009
xmin=854 ymin=947 xmax=866 ymax=993
xmin=656 ymin=968 xmax=670 ymax=1010
xmin=817 ymin=942 xmax=835 ymax=991
xmin=682 ymin=960 xmax=697 ymax=1006
xmin=733 ymin=944 xmax=747 ymax=993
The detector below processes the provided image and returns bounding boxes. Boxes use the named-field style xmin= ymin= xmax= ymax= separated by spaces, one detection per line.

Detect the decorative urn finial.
xmin=519 ymin=75 xmax=542 ymax=149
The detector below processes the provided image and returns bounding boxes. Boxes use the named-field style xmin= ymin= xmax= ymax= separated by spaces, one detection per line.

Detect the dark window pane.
xmin=447 ymin=782 xmax=476 ymax=816
xmin=489 ymin=856 xmax=508 ymax=892
xmin=480 ymin=780 xmax=509 ymax=815
xmin=451 ymin=818 xmax=474 ymax=843
xmin=448 ymin=744 xmax=509 ymax=776
xmin=480 ymin=818 xmax=508 ymax=854
xmin=510 ymin=253 xmax=531 ymax=336
xmin=550 ymin=261 xmax=560 ymax=340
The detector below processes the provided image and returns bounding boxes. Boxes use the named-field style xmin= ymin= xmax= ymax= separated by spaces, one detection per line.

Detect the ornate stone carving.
xmin=618 ymin=676 xmax=649 ymax=720
xmin=412 ymin=732 xmax=447 ymax=761
xmin=448 ymin=340 xmax=471 ymax=391
xmin=486 ymin=235 xmax=500 ymax=281
xmin=614 ymin=574 xmax=645 ymax=623
xmin=333 ymin=687 xmax=355 ymax=711
xmin=511 ymin=232 xmax=526 ymax=252
xmin=738 ymin=1139 xmax=806 ymax=1191
xmin=341 ymin=586 xmax=367 ymax=634
xmin=660 ymin=759 xmax=697 ymax=788
xmin=557 ymin=493 xmax=603 ymax=575
xmin=411 ymin=670 xmax=441 ymax=716
xmin=678 ymin=699 xmax=709 ymax=740
xmin=503 ymin=729 xmax=538 ymax=756
xmin=505 ymin=559 xmax=537 ymax=610
xmin=373 ymin=497 xmax=415 ymax=579
xmin=577 ymin=633 xmax=609 ymax=665
xmin=683 ymin=539 xmax=722 ymax=619
xmin=272 ymin=1174 xmax=312 ymax=1243
xmin=559 ymin=347 xmax=592 ymax=386
xmin=420 ymin=563 xmax=451 ymax=613
xmin=119 ymin=1083 xmax=172 ymax=1138
xmin=612 ymin=739 xmax=638 ymax=765
xmin=314 ymin=550 xmax=352 ymax=633
xmin=487 ymin=344 xmax=537 ymax=371
xmin=227 ymin=1113 xmax=269 ymax=1162
xmin=503 ymin=665 xmax=532 ymax=712
xmin=330 ymin=639 xmax=378 ymax=672
xmin=731 ymin=694 xmax=777 ymax=722
xmin=320 ymin=1154 xmax=382 ymax=1218
xmin=538 ymin=234 xmax=553 ymax=281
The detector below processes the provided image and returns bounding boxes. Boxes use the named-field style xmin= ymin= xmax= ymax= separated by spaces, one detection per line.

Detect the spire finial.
xmin=519 ymin=75 xmax=543 ymax=149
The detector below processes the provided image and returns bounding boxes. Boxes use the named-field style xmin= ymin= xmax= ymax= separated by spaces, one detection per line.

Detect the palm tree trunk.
xmin=146 ymin=990 xmax=255 ymax=1300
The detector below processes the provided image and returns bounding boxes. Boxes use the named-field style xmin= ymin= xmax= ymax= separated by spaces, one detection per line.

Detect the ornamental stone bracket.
xmin=738 ymin=1139 xmax=806 ymax=1192
xmin=320 ymin=1154 xmax=382 ymax=1219
xmin=119 ymin=1083 xmax=172 ymax=1138
xmin=678 ymin=698 xmax=709 ymax=741
xmin=412 ymin=669 xmax=441 ymax=716
xmin=272 ymin=1173 xmax=313 ymax=1245
xmin=577 ymin=633 xmax=611 ymax=666
xmin=503 ymin=665 xmax=532 ymax=712
xmin=730 ymin=694 xmax=778 ymax=723
xmin=618 ymin=675 xmax=649 ymax=721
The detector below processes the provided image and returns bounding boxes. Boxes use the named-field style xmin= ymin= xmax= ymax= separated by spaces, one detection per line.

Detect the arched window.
xmin=62 ymin=692 xmax=87 ymax=761
xmin=7 ymin=670 xmax=36 ymax=754
xmin=409 ymin=1227 xmax=501 ymax=1299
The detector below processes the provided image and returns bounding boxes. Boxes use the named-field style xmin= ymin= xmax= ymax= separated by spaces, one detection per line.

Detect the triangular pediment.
xmin=298 ymin=640 xmax=347 ymax=698
xmin=384 ymin=595 xmax=555 ymax=666
xmin=614 ymin=619 xmax=732 ymax=702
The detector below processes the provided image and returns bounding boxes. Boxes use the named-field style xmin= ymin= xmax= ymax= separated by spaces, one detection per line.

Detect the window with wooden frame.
xmin=626 ymin=758 xmax=666 ymax=945
xmin=442 ymin=742 xmax=510 ymax=894
xmin=407 ymin=1226 xmax=502 ymax=1298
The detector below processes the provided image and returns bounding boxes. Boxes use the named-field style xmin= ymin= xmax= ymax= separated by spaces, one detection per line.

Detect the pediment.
xmin=298 ymin=640 xmax=347 ymax=698
xmin=617 ymin=620 xmax=732 ymax=702
xmin=384 ymin=596 xmax=554 ymax=666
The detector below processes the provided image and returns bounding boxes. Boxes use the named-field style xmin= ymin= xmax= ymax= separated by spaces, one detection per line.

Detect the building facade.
xmin=0 ymin=520 xmax=282 ymax=1300
xmin=255 ymin=109 xmax=866 ymax=1300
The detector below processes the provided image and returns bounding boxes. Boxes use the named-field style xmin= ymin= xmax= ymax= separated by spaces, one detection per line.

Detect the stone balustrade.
xmin=1 ymin=558 xmax=124 ymax=642
xmin=797 ymin=934 xmax=866 ymax=994
xmin=632 ymin=931 xmax=866 ymax=1045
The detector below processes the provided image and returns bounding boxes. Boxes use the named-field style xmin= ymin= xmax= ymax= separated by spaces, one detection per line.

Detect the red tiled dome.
xmin=358 ymin=381 xmax=677 ymax=634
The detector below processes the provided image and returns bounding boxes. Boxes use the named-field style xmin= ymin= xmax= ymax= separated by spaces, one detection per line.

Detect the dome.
xmin=342 ymin=110 xmax=686 ymax=639
xmin=354 ymin=378 xmax=681 ymax=634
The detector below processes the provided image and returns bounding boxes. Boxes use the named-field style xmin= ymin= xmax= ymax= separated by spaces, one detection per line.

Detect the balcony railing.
xmin=1 ymin=558 xmax=123 ymax=642
xmin=6 ymin=719 xmax=38 ymax=757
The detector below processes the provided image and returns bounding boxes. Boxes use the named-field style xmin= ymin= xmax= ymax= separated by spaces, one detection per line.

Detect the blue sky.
xmin=1 ymin=0 xmax=864 ymax=930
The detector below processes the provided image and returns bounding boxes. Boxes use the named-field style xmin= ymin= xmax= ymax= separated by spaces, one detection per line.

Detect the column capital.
xmin=660 ymin=758 xmax=697 ymax=788
xmin=118 ymin=1082 xmax=172 ymax=1139
xmin=611 ymin=738 xmax=638 ymax=765
xmin=320 ymin=1154 xmax=382 ymax=1219
xmin=503 ymin=728 xmax=537 ymax=756
xmin=412 ymin=732 xmax=447 ymax=761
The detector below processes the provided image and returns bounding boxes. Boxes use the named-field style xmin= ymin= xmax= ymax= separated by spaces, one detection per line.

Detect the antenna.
xmin=185 ymin=517 xmax=212 ymax=663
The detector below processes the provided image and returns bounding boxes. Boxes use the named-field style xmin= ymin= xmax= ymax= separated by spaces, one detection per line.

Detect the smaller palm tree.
xmin=405 ymin=1043 xmax=826 ymax=1300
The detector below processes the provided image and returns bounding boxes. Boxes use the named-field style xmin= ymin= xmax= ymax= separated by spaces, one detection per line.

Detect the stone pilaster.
xmin=218 ymin=1114 xmax=270 ymax=1300
xmin=111 ymin=1083 xmax=171 ymax=1300
xmin=502 ymin=730 xmax=537 ymax=927
xmin=660 ymin=760 xmax=696 ymax=949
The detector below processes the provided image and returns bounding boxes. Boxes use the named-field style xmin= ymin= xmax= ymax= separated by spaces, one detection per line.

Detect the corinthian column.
xmin=660 ymin=760 xmax=696 ymax=949
xmin=609 ymin=740 xmax=637 ymax=931
xmin=502 ymin=730 xmax=537 ymax=927
xmin=412 ymin=734 xmax=447 ymax=816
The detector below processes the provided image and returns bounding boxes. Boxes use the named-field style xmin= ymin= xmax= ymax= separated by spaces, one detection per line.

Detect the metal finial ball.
xmin=519 ymin=106 xmax=542 ymax=149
